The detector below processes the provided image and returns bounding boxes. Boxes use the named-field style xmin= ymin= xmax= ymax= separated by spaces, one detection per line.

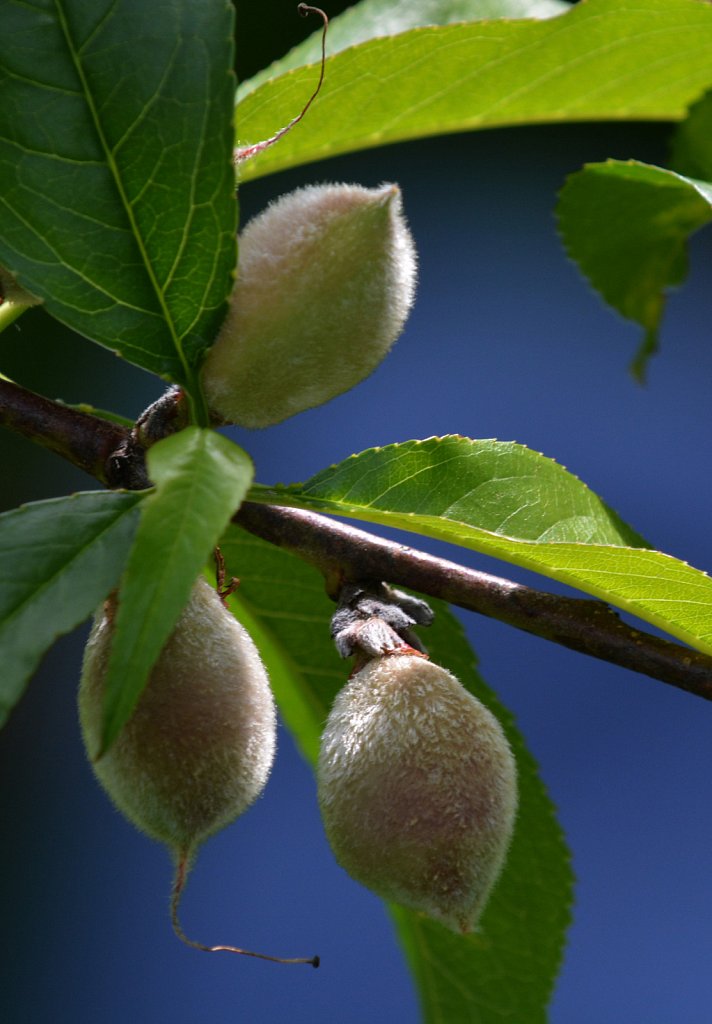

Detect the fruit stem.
xmin=214 ymin=546 xmax=239 ymax=605
xmin=0 ymin=297 xmax=27 ymax=334
xmin=170 ymin=852 xmax=319 ymax=968
xmin=234 ymin=5 xmax=328 ymax=164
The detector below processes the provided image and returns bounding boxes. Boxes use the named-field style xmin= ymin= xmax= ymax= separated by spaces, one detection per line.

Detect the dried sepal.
xmin=331 ymin=581 xmax=432 ymax=659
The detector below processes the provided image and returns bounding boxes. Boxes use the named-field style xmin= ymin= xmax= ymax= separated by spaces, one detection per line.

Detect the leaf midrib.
xmin=54 ymin=0 xmax=192 ymax=383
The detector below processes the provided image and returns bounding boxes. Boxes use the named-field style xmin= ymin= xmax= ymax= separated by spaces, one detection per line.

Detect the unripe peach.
xmin=201 ymin=183 xmax=417 ymax=428
xmin=78 ymin=577 xmax=276 ymax=862
xmin=79 ymin=578 xmax=318 ymax=967
xmin=318 ymin=654 xmax=517 ymax=933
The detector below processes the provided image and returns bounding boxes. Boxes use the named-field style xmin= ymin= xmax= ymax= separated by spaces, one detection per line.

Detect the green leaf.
xmin=0 ymin=0 xmax=237 ymax=387
xmin=557 ymin=159 xmax=712 ymax=380
xmin=235 ymin=0 xmax=712 ymax=183
xmin=219 ymin=524 xmax=572 ymax=1021
xmin=670 ymin=88 xmax=712 ymax=182
xmin=220 ymin=525 xmax=339 ymax=763
xmin=250 ymin=436 xmax=712 ymax=656
xmin=0 ymin=490 xmax=143 ymax=728
xmin=240 ymin=0 xmax=569 ymax=99
xmin=98 ymin=427 xmax=253 ymax=754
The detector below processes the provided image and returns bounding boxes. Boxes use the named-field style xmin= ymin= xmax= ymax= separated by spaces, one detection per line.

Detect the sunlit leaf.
xmin=240 ymin=0 xmax=570 ymax=98
xmin=251 ymin=436 xmax=712 ymax=654
xmin=236 ymin=0 xmax=712 ymax=182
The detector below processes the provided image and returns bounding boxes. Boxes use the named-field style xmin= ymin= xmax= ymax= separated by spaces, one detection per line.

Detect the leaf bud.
xmin=318 ymin=654 xmax=518 ymax=933
xmin=202 ymin=182 xmax=417 ymax=427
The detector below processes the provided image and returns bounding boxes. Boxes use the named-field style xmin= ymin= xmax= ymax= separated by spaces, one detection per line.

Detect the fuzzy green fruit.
xmin=79 ymin=577 xmax=276 ymax=862
xmin=317 ymin=654 xmax=517 ymax=933
xmin=201 ymin=182 xmax=417 ymax=428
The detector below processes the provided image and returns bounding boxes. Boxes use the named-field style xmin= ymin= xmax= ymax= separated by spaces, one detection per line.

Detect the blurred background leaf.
xmin=558 ymin=159 xmax=712 ymax=379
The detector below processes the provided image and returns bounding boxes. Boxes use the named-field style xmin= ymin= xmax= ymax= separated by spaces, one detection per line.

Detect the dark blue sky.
xmin=2 ymin=119 xmax=712 ymax=1022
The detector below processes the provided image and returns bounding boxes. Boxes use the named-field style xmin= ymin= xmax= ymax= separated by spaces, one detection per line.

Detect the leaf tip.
xmin=629 ymin=327 xmax=659 ymax=384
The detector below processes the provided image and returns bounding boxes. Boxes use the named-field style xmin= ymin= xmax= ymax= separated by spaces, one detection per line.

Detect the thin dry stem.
xmin=234 ymin=5 xmax=328 ymax=163
xmin=170 ymin=853 xmax=319 ymax=967
xmin=214 ymin=546 xmax=239 ymax=605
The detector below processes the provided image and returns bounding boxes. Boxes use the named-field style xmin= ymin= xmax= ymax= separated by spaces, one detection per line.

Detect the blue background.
xmin=2 ymin=11 xmax=712 ymax=1022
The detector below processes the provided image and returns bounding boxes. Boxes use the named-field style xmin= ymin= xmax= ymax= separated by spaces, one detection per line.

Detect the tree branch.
xmin=0 ymin=377 xmax=124 ymax=482
xmin=2 ymin=376 xmax=711 ymax=699
xmin=234 ymin=502 xmax=712 ymax=700
xmin=0 ymin=378 xmax=149 ymax=489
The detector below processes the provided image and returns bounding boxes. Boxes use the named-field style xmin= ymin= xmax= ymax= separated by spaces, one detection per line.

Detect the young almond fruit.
xmin=79 ymin=576 xmax=317 ymax=966
xmin=201 ymin=182 xmax=417 ymax=428
xmin=317 ymin=653 xmax=518 ymax=933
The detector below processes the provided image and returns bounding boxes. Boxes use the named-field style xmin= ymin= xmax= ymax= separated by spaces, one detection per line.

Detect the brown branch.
xmin=0 ymin=377 xmax=124 ymax=482
xmin=234 ymin=502 xmax=712 ymax=700
xmin=0 ymin=378 xmax=149 ymax=489
xmin=2 ymin=376 xmax=711 ymax=698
